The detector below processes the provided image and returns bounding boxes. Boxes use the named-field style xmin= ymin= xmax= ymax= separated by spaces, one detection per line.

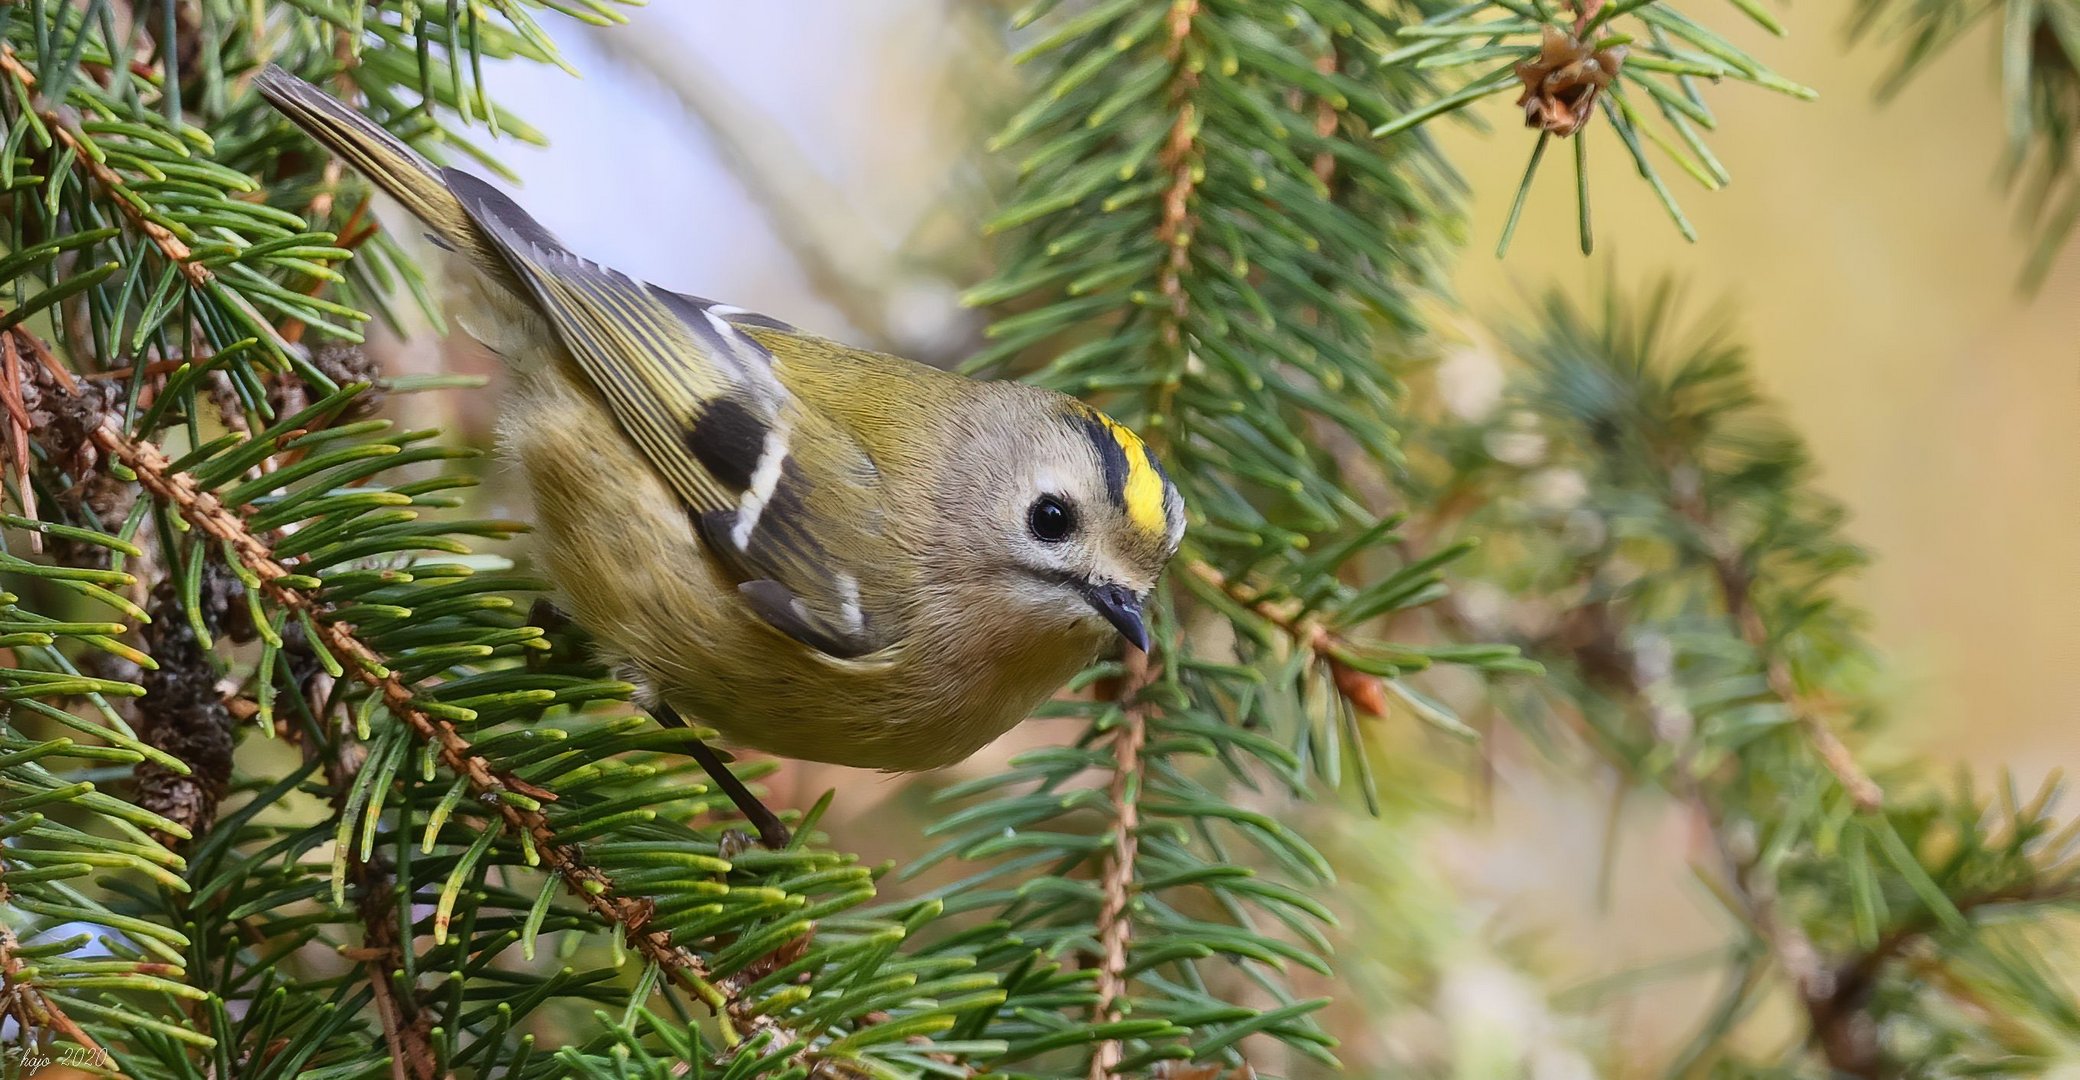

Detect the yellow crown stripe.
xmin=1096 ymin=413 xmax=1168 ymax=536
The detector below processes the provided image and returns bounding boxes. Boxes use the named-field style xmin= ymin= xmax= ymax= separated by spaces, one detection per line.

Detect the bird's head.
xmin=937 ymin=388 xmax=1186 ymax=654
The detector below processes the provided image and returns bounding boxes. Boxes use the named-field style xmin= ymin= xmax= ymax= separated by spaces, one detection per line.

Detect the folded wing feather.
xmin=444 ymin=171 xmax=895 ymax=660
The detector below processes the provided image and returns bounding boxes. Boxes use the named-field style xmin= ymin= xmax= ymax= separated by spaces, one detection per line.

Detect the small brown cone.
xmin=1514 ymin=24 xmax=1628 ymax=137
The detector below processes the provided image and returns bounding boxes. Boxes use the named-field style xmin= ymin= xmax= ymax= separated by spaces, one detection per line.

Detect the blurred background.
xmin=389 ymin=2 xmax=2073 ymax=1073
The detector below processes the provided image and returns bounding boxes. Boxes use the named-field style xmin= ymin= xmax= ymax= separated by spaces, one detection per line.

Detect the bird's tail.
xmin=253 ymin=66 xmax=501 ymax=278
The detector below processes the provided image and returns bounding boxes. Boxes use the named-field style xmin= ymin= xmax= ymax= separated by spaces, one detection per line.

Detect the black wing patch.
xmin=442 ymin=168 xmax=896 ymax=660
xmin=683 ymin=394 xmax=768 ymax=492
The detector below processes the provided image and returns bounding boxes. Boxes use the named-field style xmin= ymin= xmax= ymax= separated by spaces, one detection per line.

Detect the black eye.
xmin=1028 ymin=496 xmax=1075 ymax=542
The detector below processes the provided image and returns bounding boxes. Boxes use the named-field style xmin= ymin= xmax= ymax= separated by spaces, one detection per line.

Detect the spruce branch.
xmin=3 ymin=5 xmax=1021 ymax=1070
xmin=1384 ymin=510 xmax=1836 ymax=1022
xmin=1408 ymin=284 xmax=2080 ymax=1075
xmin=323 ymin=733 xmax=440 ymax=1080
xmin=130 ymin=578 xmax=236 ymax=841
xmin=1086 ymin=647 xmax=1156 ymax=1080
xmin=11 ymin=0 xmax=2065 ymax=1073
xmin=1697 ymin=521 xmax=1884 ymax=812
xmin=293 ymin=639 xmax=442 ymax=1080
xmin=1083 ymin=11 xmax=1199 ymax=1069
xmin=1503 ymin=283 xmax=1883 ymax=811
xmin=1617 ymin=347 xmax=1886 ymax=811
xmin=1580 ymin=615 xmax=1893 ymax=1075
xmin=68 ymin=398 xmax=950 ymax=1071
xmin=1583 ymin=617 xmax=1844 ymax=1058
xmin=0 ymin=44 xmax=212 ymax=288
xmin=0 ymin=947 xmax=99 ymax=1067
xmin=77 ymin=405 xmax=760 ymax=1028
xmin=1152 ymin=0 xmax=1202 ymax=361
xmin=1379 ymin=0 xmax=1812 ymax=250
xmin=1186 ymin=560 xmax=1388 ymax=719
xmin=948 ymin=0 xmax=1506 ymax=1066
xmin=0 ymin=895 xmax=108 ymax=1064
xmin=0 ymin=332 xmax=40 ymax=532
xmin=0 ymin=337 xmax=198 ymax=1067
xmin=1614 ymin=624 xmax=2079 ymax=1075
xmin=0 ymin=3 xmax=1042 ymax=1074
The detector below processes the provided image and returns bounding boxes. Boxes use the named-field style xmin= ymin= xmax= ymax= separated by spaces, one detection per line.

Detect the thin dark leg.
xmin=654 ymin=703 xmax=791 ymax=849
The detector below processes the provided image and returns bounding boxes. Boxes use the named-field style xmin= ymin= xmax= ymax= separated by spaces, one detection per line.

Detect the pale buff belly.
xmin=493 ymin=367 xmax=1092 ymax=771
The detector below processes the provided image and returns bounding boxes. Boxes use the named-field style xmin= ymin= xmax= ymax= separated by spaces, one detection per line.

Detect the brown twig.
xmin=1087 ymin=646 xmax=1157 ymax=1080
xmin=365 ymin=969 xmax=431 ymax=1080
xmin=301 ymin=649 xmax=440 ymax=1080
xmin=1561 ymin=621 xmax=1857 ymax=1070
xmin=1706 ymin=553 xmax=1884 ymax=811
xmin=77 ymin=358 xmax=191 ymax=382
xmin=1310 ymin=50 xmax=1341 ymax=187
xmin=0 ymin=920 xmax=109 ymax=1065
xmin=1086 ymin=15 xmax=1205 ymax=1067
xmin=1186 ymin=561 xmax=1389 ymax=717
xmin=2 ymin=325 xmax=93 ymax=551
xmin=0 ymin=45 xmax=212 ymax=288
xmin=11 ymin=325 xmax=79 ymax=394
xmin=83 ymin=418 xmax=764 ymax=1035
xmin=0 ymin=332 xmax=36 ymax=535
xmin=338 ymin=796 xmax=441 ymax=1080
xmin=1148 ymin=0 xmax=1202 ymax=430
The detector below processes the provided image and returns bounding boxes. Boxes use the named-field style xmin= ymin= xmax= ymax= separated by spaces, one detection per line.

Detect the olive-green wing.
xmin=445 ymin=171 xmax=895 ymax=659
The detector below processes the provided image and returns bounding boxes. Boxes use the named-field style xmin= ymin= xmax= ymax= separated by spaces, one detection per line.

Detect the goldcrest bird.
xmin=255 ymin=68 xmax=1185 ymax=845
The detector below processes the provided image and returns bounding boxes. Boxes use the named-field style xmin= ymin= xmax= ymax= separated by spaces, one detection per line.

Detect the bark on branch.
xmin=81 ymin=416 xmax=785 ymax=1044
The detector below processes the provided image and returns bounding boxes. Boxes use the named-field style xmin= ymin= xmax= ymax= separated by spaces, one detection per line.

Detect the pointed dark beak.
xmin=1084 ymin=583 xmax=1149 ymax=653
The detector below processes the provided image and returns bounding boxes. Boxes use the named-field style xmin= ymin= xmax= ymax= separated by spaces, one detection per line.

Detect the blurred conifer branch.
xmin=938 ymin=1 xmax=1531 ymax=1075
xmin=1403 ymin=282 xmax=2080 ymax=1075
xmin=1851 ymin=0 xmax=2080 ymax=288
xmin=1377 ymin=0 xmax=1814 ymax=253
